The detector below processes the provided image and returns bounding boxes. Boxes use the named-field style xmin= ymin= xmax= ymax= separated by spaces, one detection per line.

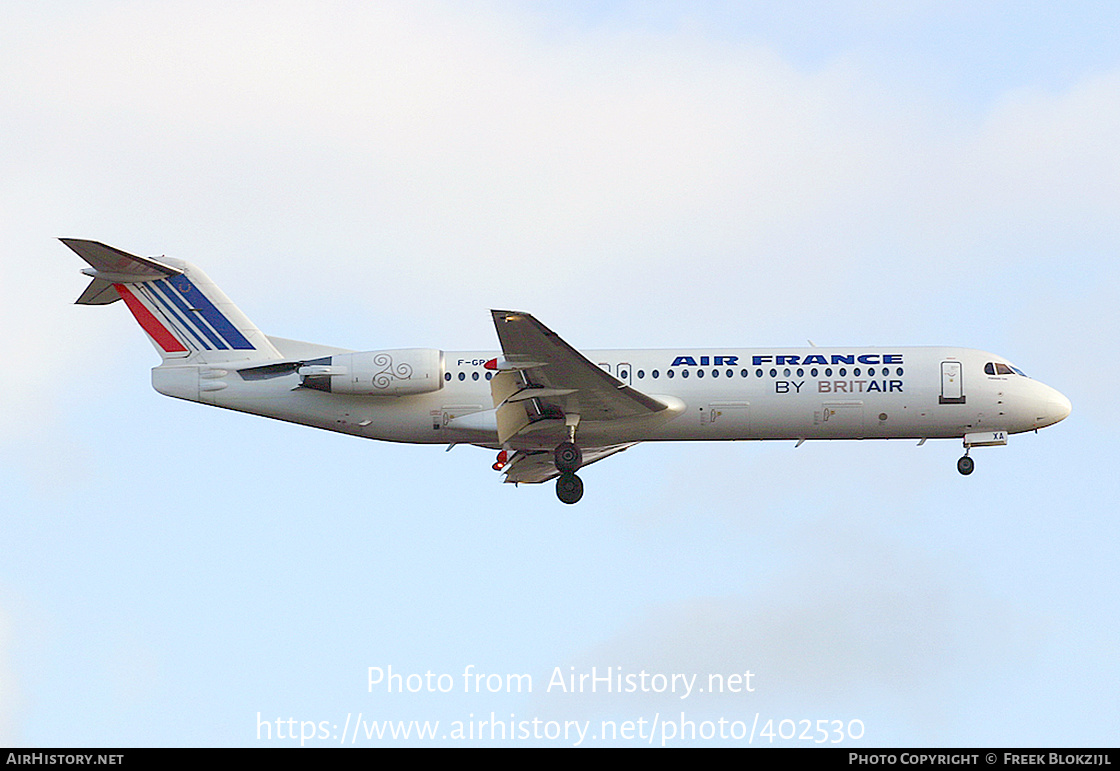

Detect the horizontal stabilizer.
xmin=61 ymin=238 xmax=180 ymax=279
xmin=74 ymin=277 xmax=121 ymax=305
xmin=62 ymin=238 xmax=182 ymax=306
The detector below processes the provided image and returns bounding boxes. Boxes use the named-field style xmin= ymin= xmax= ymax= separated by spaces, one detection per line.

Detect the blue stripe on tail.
xmin=160 ymin=276 xmax=255 ymax=350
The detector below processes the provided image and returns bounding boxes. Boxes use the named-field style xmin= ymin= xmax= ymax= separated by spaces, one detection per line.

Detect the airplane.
xmin=64 ymin=238 xmax=1072 ymax=504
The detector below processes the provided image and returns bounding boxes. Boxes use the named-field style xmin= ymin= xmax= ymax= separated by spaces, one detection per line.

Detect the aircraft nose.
xmin=1050 ymin=390 xmax=1072 ymax=423
xmin=1038 ymin=386 xmax=1071 ymax=427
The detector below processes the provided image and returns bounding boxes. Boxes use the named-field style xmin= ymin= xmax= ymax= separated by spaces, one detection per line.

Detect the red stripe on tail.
xmin=114 ymin=284 xmax=188 ymax=353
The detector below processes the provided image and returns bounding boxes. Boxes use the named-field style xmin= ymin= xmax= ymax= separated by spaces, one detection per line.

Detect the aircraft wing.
xmin=489 ymin=309 xmax=667 ymax=445
xmin=501 ymin=444 xmax=637 ymax=484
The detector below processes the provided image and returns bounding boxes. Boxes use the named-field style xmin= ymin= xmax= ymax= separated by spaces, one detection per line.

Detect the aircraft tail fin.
xmin=63 ymin=238 xmax=281 ymax=364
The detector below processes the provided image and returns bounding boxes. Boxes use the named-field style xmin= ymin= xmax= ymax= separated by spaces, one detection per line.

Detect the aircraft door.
xmin=600 ymin=362 xmax=632 ymax=385
xmin=616 ymin=362 xmax=632 ymax=385
xmin=939 ymin=361 xmax=966 ymax=404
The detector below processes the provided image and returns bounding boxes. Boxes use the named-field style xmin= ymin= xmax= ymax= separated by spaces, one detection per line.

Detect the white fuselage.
xmin=154 ymin=345 xmax=1071 ymax=450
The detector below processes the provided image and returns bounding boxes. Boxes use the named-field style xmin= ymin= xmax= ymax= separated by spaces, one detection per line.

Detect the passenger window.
xmin=652 ymin=370 xmax=659 ymax=379
xmin=472 ymin=372 xmax=479 ymax=381
xmin=637 ymin=370 xmax=645 ymax=379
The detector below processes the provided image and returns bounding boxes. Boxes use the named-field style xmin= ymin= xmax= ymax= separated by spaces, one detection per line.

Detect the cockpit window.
xmin=985 ymin=361 xmax=1025 ymax=377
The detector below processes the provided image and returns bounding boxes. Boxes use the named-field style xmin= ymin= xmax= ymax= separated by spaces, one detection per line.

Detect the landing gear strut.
xmin=957 ymin=454 xmax=974 ymax=476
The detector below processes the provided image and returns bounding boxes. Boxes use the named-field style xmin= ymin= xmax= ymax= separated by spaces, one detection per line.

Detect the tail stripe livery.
xmin=155 ymin=276 xmax=255 ymax=350
xmin=123 ymin=276 xmax=258 ymax=354
xmin=142 ymin=280 xmax=225 ymax=351
xmin=114 ymin=284 xmax=189 ymax=354
xmin=134 ymin=281 xmax=213 ymax=351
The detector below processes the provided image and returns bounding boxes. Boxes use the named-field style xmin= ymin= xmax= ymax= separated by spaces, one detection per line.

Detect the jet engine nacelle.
xmin=300 ymin=348 xmax=445 ymax=396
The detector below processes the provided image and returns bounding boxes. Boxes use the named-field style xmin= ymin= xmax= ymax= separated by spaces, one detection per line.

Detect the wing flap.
xmin=502 ymin=443 xmax=637 ymax=484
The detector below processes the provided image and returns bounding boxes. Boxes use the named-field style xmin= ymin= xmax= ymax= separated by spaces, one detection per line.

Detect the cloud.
xmin=531 ymin=518 xmax=1031 ymax=741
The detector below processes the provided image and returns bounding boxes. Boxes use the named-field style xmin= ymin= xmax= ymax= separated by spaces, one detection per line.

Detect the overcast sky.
xmin=2 ymin=1 xmax=1118 ymax=747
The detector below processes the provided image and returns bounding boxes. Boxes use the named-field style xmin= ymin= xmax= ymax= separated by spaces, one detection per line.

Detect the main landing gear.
xmin=554 ymin=440 xmax=584 ymax=504
xmin=493 ymin=441 xmax=587 ymax=503
xmin=556 ymin=472 xmax=584 ymax=504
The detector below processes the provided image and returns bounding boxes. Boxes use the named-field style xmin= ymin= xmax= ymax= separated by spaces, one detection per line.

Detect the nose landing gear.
xmin=957 ymin=431 xmax=1008 ymax=476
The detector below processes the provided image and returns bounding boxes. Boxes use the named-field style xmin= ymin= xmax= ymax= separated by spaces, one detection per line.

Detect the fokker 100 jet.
xmin=65 ymin=239 xmax=1071 ymax=504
